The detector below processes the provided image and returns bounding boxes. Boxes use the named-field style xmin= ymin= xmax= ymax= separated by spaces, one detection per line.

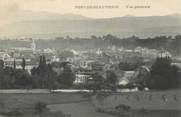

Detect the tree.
xmin=87 ymin=72 xmax=105 ymax=92
xmin=0 ymin=65 xmax=32 ymax=89
xmin=119 ymin=56 xmax=143 ymax=71
xmin=21 ymin=58 xmax=26 ymax=70
xmin=57 ymin=62 xmax=75 ymax=88
xmin=106 ymin=70 xmax=117 ymax=85
xmin=105 ymin=70 xmax=118 ymax=91
xmin=132 ymin=66 xmax=150 ymax=90
xmin=13 ymin=59 xmax=16 ymax=69
xmin=31 ymin=56 xmax=57 ymax=89
xmin=0 ymin=60 xmax=4 ymax=88
xmin=147 ymin=57 xmax=180 ymax=90
xmin=13 ymin=69 xmax=32 ymax=89
xmin=0 ymin=60 xmax=4 ymax=70
xmin=39 ymin=55 xmax=46 ymax=67
xmin=0 ymin=67 xmax=16 ymax=89
xmin=0 ymin=60 xmax=4 ymax=69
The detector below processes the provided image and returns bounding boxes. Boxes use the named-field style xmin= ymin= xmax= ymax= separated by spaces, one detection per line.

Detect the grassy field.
xmin=0 ymin=93 xmax=89 ymax=117
xmin=0 ymin=92 xmax=117 ymax=117
xmin=47 ymin=101 xmax=116 ymax=117
xmin=0 ymin=89 xmax=180 ymax=117
xmin=92 ymin=89 xmax=181 ymax=117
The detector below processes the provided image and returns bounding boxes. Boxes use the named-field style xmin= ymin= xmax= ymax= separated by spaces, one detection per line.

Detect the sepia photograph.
xmin=0 ymin=0 xmax=181 ymax=117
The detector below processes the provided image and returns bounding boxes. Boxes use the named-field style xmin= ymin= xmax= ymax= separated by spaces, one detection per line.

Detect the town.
xmin=0 ymin=1 xmax=181 ymax=116
xmin=0 ymin=35 xmax=180 ymax=91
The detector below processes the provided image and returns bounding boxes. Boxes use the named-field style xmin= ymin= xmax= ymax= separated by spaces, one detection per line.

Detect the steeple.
xmin=30 ymin=39 xmax=36 ymax=51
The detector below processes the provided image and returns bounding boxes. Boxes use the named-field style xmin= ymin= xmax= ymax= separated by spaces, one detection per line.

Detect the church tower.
xmin=30 ymin=39 xmax=36 ymax=51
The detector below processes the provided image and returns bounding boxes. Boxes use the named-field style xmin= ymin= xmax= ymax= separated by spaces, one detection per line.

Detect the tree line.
xmin=1 ymin=35 xmax=180 ymax=56
xmin=0 ymin=56 xmax=75 ymax=89
xmin=44 ymin=34 xmax=181 ymax=56
xmin=0 ymin=56 xmax=180 ymax=90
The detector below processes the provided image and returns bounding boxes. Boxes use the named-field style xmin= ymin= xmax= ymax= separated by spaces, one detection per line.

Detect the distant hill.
xmin=0 ymin=13 xmax=181 ymax=38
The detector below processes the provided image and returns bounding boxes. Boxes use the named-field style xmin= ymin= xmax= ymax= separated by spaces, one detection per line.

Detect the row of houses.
xmin=73 ymin=59 xmax=150 ymax=86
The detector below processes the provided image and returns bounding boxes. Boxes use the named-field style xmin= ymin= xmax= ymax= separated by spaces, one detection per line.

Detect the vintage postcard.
xmin=0 ymin=0 xmax=180 ymax=117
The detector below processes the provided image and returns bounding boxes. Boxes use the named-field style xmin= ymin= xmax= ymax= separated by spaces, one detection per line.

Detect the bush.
xmin=115 ymin=104 xmax=131 ymax=111
xmin=34 ymin=102 xmax=47 ymax=114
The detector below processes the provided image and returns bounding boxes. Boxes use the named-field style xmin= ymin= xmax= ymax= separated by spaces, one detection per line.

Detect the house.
xmin=4 ymin=58 xmax=38 ymax=74
xmin=91 ymin=62 xmax=105 ymax=72
xmin=118 ymin=71 xmax=135 ymax=86
xmin=74 ymin=73 xmax=90 ymax=84
xmin=74 ymin=70 xmax=92 ymax=84
xmin=79 ymin=60 xmax=94 ymax=70
xmin=0 ymin=52 xmax=11 ymax=61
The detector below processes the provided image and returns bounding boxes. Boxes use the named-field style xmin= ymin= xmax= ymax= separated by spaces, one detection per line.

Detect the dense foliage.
xmin=0 ymin=56 xmax=75 ymax=89
xmin=147 ymin=57 xmax=181 ymax=90
xmin=0 ymin=35 xmax=180 ymax=56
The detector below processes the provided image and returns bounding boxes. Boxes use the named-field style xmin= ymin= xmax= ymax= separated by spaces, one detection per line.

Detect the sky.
xmin=0 ymin=0 xmax=181 ymax=26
